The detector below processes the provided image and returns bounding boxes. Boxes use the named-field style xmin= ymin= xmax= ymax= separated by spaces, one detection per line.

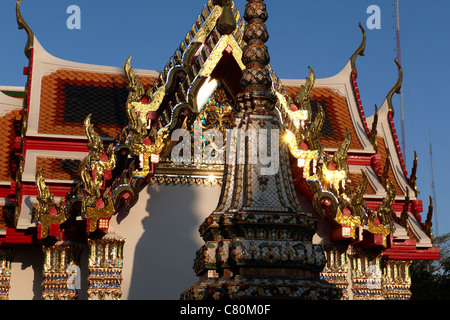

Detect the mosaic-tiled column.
xmin=381 ymin=260 xmax=412 ymax=300
xmin=320 ymin=248 xmax=349 ymax=300
xmin=87 ymin=234 xmax=125 ymax=300
xmin=0 ymin=249 xmax=13 ymax=300
xmin=42 ymin=242 xmax=81 ymax=300
xmin=349 ymin=252 xmax=383 ymax=300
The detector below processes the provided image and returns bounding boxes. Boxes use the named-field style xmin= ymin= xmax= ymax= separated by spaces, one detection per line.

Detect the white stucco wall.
xmin=109 ymin=183 xmax=221 ymax=300
xmin=9 ymin=246 xmax=43 ymax=300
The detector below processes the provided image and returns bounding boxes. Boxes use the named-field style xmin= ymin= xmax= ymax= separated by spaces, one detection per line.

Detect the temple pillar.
xmin=320 ymin=247 xmax=350 ymax=300
xmin=87 ymin=233 xmax=125 ymax=300
xmin=348 ymin=249 xmax=383 ymax=300
xmin=41 ymin=242 xmax=81 ymax=300
xmin=381 ymin=259 xmax=412 ymax=300
xmin=0 ymin=249 xmax=13 ymax=300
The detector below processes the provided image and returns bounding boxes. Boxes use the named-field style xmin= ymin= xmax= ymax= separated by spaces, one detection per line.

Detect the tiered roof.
xmin=0 ymin=0 xmax=438 ymax=264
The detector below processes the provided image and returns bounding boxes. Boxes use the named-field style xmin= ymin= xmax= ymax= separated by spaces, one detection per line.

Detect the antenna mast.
xmin=429 ymin=131 xmax=439 ymax=237
xmin=395 ymin=0 xmax=406 ymax=164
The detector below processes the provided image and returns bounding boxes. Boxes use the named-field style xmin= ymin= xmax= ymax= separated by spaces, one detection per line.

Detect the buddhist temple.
xmin=0 ymin=0 xmax=439 ymax=300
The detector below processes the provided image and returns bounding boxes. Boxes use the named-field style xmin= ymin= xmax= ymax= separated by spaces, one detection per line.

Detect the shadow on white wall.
xmin=115 ymin=183 xmax=221 ymax=300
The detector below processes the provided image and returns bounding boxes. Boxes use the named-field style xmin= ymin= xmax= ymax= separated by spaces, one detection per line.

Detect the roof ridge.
xmin=146 ymin=1 xmax=245 ymax=100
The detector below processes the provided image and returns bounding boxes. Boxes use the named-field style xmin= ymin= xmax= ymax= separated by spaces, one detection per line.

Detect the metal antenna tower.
xmin=429 ymin=130 xmax=439 ymax=237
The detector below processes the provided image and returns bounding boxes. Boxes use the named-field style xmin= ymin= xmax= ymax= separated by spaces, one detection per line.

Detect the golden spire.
xmin=240 ymin=0 xmax=271 ymax=94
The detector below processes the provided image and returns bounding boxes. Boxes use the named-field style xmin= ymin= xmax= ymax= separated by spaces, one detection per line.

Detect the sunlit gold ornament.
xmin=335 ymin=207 xmax=361 ymax=239
xmin=35 ymin=167 xmax=67 ymax=239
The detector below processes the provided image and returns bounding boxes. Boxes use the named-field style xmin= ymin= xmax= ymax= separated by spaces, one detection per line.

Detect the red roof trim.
xmin=25 ymin=136 xmax=90 ymax=153
xmin=26 ymin=48 xmax=33 ymax=118
xmin=383 ymin=242 xmax=440 ymax=260
xmin=0 ymin=228 xmax=37 ymax=245
xmin=21 ymin=183 xmax=73 ymax=197
xmin=350 ymin=70 xmax=370 ymax=135
xmin=387 ymin=110 xmax=408 ymax=177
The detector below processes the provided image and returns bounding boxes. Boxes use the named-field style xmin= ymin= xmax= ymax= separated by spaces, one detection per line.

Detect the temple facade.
xmin=0 ymin=0 xmax=439 ymax=300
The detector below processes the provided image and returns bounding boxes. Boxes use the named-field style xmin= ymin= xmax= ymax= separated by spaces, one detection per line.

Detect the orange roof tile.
xmin=0 ymin=109 xmax=21 ymax=181
xmin=36 ymin=157 xmax=81 ymax=181
xmin=38 ymin=69 xmax=157 ymax=138
xmin=285 ymin=86 xmax=364 ymax=150
xmin=0 ymin=206 xmax=15 ymax=231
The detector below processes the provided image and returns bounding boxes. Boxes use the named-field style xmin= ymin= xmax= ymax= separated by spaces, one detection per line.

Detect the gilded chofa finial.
xmin=16 ymin=0 xmax=34 ymax=59
xmin=425 ymin=196 xmax=434 ymax=240
xmin=350 ymin=22 xmax=366 ymax=79
xmin=333 ymin=127 xmax=352 ymax=174
xmin=400 ymin=188 xmax=410 ymax=232
xmin=409 ymin=151 xmax=418 ymax=196
xmin=386 ymin=58 xmax=403 ymax=117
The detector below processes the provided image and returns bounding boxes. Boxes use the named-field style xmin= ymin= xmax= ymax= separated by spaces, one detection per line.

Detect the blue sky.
xmin=0 ymin=0 xmax=449 ymax=237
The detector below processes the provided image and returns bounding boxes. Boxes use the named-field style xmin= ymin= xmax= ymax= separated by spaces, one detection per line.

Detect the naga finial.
xmin=369 ymin=105 xmax=379 ymax=152
xmin=303 ymin=102 xmax=325 ymax=157
xmin=375 ymin=179 xmax=396 ymax=233
xmin=381 ymin=151 xmax=391 ymax=187
xmin=385 ymin=58 xmax=403 ymax=117
xmin=400 ymin=188 xmax=410 ymax=232
xmin=35 ymin=166 xmax=67 ymax=238
xmin=409 ymin=151 xmax=418 ymax=197
xmin=36 ymin=166 xmax=54 ymax=214
xmin=124 ymin=56 xmax=145 ymax=103
xmin=333 ymin=127 xmax=352 ymax=174
xmin=16 ymin=0 xmax=34 ymax=59
xmin=350 ymin=22 xmax=366 ymax=79
xmin=348 ymin=170 xmax=369 ymax=224
xmin=295 ymin=66 xmax=315 ymax=119
xmin=84 ymin=114 xmax=104 ymax=159
xmin=425 ymin=196 xmax=434 ymax=240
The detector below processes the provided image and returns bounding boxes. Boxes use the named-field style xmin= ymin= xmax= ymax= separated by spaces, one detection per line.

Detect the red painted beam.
xmin=25 ymin=138 xmax=89 ymax=153
xmin=382 ymin=246 xmax=440 ymax=260
xmin=21 ymin=183 xmax=74 ymax=197
xmin=347 ymin=156 xmax=373 ymax=166
xmin=24 ymin=136 xmax=114 ymax=153
xmin=382 ymin=237 xmax=440 ymax=260
xmin=2 ymin=228 xmax=36 ymax=245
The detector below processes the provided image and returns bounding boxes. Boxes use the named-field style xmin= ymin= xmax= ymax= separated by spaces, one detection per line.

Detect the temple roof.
xmin=27 ymin=38 xmax=159 ymax=140
xmin=0 ymin=0 xmax=438 ymax=260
